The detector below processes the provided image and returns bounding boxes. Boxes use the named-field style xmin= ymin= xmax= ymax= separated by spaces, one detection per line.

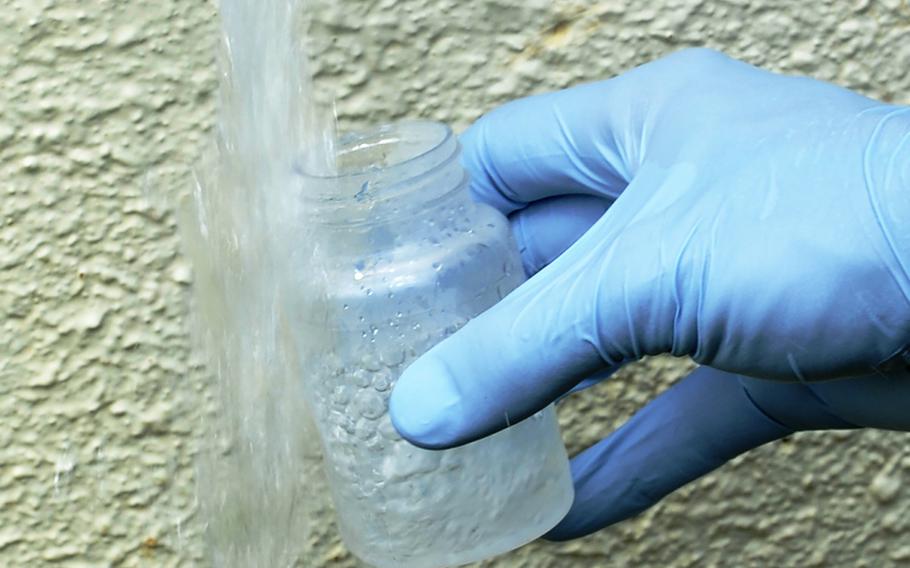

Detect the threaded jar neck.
xmin=299 ymin=121 xmax=468 ymax=226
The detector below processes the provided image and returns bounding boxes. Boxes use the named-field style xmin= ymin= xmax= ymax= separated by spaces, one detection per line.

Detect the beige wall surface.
xmin=2 ymin=0 xmax=909 ymax=566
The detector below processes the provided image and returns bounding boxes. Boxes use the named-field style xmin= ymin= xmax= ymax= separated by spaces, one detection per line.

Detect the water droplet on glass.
xmin=332 ymin=386 xmax=352 ymax=406
xmin=354 ymin=418 xmax=374 ymax=441
xmin=353 ymin=369 xmax=371 ymax=388
xmin=362 ymin=354 xmax=382 ymax=371
xmin=373 ymin=373 xmax=392 ymax=392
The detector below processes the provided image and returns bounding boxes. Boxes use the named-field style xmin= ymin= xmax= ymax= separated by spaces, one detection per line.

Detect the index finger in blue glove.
xmin=457 ymin=49 xmax=696 ymax=215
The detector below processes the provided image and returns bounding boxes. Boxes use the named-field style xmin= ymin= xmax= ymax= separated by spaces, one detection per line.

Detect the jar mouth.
xmin=305 ymin=121 xmax=453 ymax=180
xmin=298 ymin=120 xmax=466 ymax=224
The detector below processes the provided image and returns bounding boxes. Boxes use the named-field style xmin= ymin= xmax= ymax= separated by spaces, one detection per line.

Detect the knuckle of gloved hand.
xmin=674 ymin=47 xmax=731 ymax=70
xmin=639 ymin=48 xmax=737 ymax=107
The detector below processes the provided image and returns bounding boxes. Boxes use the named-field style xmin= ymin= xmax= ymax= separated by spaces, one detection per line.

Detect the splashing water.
xmin=176 ymin=2 xmax=574 ymax=566
xmin=176 ymin=0 xmax=336 ymax=565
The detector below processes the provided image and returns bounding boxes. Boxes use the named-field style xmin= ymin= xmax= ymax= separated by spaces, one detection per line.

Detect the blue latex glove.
xmin=389 ymin=49 xmax=910 ymax=537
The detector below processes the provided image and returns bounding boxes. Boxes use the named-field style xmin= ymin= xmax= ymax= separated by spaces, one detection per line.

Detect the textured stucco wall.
xmin=2 ymin=0 xmax=909 ymax=567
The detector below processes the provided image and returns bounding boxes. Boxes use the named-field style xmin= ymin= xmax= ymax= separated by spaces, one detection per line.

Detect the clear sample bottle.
xmin=296 ymin=121 xmax=574 ymax=568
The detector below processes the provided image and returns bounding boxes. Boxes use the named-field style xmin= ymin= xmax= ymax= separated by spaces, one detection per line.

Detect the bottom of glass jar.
xmin=346 ymin=489 xmax=573 ymax=568
xmin=336 ymin=405 xmax=575 ymax=568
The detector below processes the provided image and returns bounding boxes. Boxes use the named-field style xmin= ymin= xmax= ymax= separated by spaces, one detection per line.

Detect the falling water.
xmin=176 ymin=0 xmax=336 ymax=565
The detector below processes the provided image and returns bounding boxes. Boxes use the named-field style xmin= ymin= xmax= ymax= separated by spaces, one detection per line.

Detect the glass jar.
xmin=296 ymin=121 xmax=573 ymax=568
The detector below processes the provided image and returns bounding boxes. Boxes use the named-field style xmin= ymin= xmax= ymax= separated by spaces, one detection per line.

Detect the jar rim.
xmin=296 ymin=120 xmax=466 ymax=225
xmin=299 ymin=120 xmax=454 ymax=182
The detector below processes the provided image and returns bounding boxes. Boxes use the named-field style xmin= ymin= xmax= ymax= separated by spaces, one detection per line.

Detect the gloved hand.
xmin=389 ymin=48 xmax=910 ymax=538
